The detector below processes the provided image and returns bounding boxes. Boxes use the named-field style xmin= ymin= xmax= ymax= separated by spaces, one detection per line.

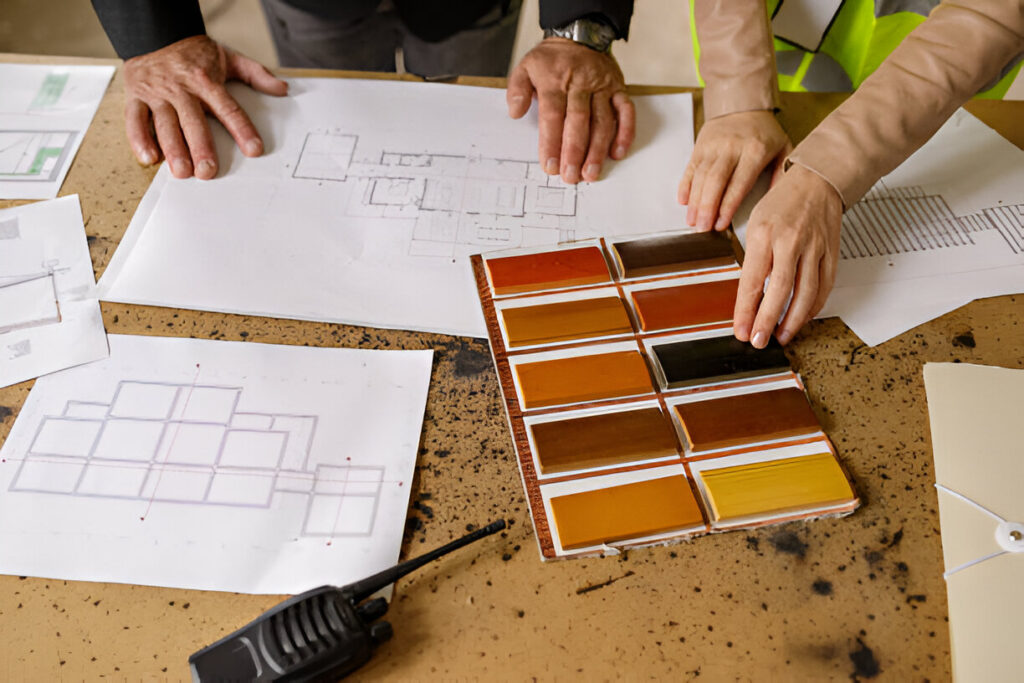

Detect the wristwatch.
xmin=543 ymin=17 xmax=618 ymax=54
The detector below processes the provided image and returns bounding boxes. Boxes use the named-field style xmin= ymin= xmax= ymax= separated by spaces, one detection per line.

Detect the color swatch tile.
xmin=486 ymin=246 xmax=611 ymax=295
xmin=631 ymin=278 xmax=739 ymax=331
xmin=530 ymin=408 xmax=679 ymax=474
xmin=652 ymin=335 xmax=789 ymax=388
xmin=612 ymin=232 xmax=738 ymax=278
xmin=502 ymin=297 xmax=633 ymax=348
xmin=674 ymin=387 xmax=821 ymax=452
xmin=550 ymin=475 xmax=704 ymax=549
xmin=515 ymin=351 xmax=653 ymax=409
xmin=700 ymin=452 xmax=854 ymax=522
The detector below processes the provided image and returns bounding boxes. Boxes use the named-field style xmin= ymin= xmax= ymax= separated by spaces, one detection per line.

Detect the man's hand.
xmin=507 ymin=38 xmax=634 ymax=184
xmin=734 ymin=164 xmax=843 ymax=348
xmin=123 ymin=35 xmax=289 ymax=180
xmin=678 ymin=110 xmax=791 ymax=231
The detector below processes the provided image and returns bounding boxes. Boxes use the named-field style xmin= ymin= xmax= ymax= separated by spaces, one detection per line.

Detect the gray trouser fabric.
xmin=259 ymin=0 xmax=523 ymax=77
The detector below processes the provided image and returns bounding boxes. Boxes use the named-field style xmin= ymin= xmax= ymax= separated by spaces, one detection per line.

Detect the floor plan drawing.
xmin=0 ymin=130 xmax=77 ymax=183
xmin=11 ymin=379 xmax=384 ymax=539
xmin=841 ymin=183 xmax=1024 ymax=259
xmin=293 ymin=132 xmax=578 ymax=258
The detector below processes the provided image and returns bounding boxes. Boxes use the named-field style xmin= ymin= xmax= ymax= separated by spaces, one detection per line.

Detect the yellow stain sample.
xmin=701 ymin=452 xmax=854 ymax=522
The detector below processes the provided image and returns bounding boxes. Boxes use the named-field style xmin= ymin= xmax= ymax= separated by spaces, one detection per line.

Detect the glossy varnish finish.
xmin=550 ymin=475 xmax=705 ymax=549
xmin=700 ymin=452 xmax=854 ymax=522
xmin=501 ymin=297 xmax=633 ymax=348
xmin=612 ymin=232 xmax=738 ymax=278
xmin=632 ymin=278 xmax=739 ymax=331
xmin=652 ymin=335 xmax=790 ymax=388
xmin=530 ymin=407 xmax=679 ymax=474
xmin=485 ymin=246 xmax=611 ymax=295
xmin=515 ymin=350 xmax=654 ymax=409
xmin=674 ymin=387 xmax=821 ymax=452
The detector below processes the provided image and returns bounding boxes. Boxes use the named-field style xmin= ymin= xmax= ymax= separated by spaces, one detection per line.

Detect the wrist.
xmin=543 ymin=16 xmax=617 ymax=54
xmin=786 ymin=163 xmax=843 ymax=209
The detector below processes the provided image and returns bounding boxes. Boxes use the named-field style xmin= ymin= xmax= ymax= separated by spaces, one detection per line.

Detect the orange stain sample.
xmin=485 ymin=246 xmax=611 ymax=296
xmin=632 ymin=278 xmax=739 ymax=331
xmin=674 ymin=387 xmax=821 ymax=452
xmin=530 ymin=408 xmax=679 ymax=474
xmin=515 ymin=350 xmax=653 ymax=409
xmin=550 ymin=475 xmax=705 ymax=549
xmin=699 ymin=452 xmax=854 ymax=522
xmin=502 ymin=297 xmax=633 ymax=348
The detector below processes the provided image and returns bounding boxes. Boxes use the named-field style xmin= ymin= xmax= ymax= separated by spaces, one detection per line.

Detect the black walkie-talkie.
xmin=188 ymin=519 xmax=507 ymax=682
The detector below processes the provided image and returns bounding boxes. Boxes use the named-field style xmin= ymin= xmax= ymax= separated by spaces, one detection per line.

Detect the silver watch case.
xmin=543 ymin=18 xmax=617 ymax=53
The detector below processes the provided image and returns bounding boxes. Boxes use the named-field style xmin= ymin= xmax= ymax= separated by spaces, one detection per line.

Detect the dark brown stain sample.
xmin=651 ymin=335 xmax=790 ymax=388
xmin=612 ymin=232 xmax=738 ymax=278
xmin=531 ymin=407 xmax=679 ymax=474
xmin=673 ymin=387 xmax=821 ymax=451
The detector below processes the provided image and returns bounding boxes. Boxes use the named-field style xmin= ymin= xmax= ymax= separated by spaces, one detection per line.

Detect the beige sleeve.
xmin=788 ymin=0 xmax=1024 ymax=207
xmin=693 ymin=0 xmax=780 ymax=120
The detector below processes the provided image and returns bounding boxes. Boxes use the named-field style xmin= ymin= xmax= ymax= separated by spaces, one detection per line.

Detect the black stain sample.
xmin=651 ymin=335 xmax=790 ymax=388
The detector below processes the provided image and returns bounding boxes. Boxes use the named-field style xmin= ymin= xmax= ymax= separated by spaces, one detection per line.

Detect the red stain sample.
xmin=486 ymin=246 xmax=612 ymax=295
xmin=631 ymin=278 xmax=739 ymax=331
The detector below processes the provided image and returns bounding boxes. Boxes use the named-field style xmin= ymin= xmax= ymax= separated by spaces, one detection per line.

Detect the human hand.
xmin=507 ymin=37 xmax=635 ymax=184
xmin=678 ymin=110 xmax=791 ymax=231
xmin=123 ymin=35 xmax=289 ymax=180
xmin=734 ymin=163 xmax=843 ymax=348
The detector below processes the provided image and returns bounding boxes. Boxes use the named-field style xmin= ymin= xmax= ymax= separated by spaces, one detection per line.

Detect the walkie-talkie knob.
xmin=356 ymin=597 xmax=389 ymax=623
xmin=369 ymin=621 xmax=393 ymax=644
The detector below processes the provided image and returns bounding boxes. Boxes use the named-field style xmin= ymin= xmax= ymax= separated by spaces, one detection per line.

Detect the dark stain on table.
xmin=0 ymin=405 xmax=12 ymax=422
xmin=849 ymin=637 xmax=881 ymax=679
xmin=952 ymin=331 xmax=976 ymax=348
xmin=811 ymin=579 xmax=833 ymax=596
xmin=576 ymin=570 xmax=635 ymax=595
xmin=768 ymin=530 xmax=808 ymax=558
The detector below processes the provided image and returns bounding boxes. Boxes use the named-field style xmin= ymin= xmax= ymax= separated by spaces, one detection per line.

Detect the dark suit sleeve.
xmin=539 ymin=0 xmax=634 ymax=39
xmin=91 ymin=0 xmax=207 ymax=60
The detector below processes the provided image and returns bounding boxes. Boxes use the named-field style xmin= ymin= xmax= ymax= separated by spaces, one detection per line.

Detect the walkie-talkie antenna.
xmin=347 ymin=519 xmax=506 ymax=601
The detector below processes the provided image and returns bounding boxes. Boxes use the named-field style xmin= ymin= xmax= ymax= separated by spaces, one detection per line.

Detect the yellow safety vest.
xmin=691 ymin=0 xmax=1022 ymax=99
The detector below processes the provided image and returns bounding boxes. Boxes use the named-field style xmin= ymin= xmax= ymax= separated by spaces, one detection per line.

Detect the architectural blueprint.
xmin=0 ymin=64 xmax=114 ymax=199
xmin=0 ymin=196 xmax=108 ymax=388
xmin=0 ymin=335 xmax=433 ymax=594
xmin=98 ymin=79 xmax=694 ymax=337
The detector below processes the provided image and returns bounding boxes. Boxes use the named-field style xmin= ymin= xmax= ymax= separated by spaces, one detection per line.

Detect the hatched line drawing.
xmin=10 ymin=380 xmax=384 ymax=538
xmin=841 ymin=183 xmax=1024 ymax=259
xmin=293 ymin=132 xmax=578 ymax=258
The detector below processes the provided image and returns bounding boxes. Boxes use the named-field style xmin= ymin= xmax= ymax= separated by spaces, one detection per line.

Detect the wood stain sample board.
xmin=471 ymin=232 xmax=860 ymax=559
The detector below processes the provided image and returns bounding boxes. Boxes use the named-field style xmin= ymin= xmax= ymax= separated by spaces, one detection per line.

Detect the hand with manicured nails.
xmin=734 ymin=164 xmax=842 ymax=348
xmin=123 ymin=35 xmax=289 ymax=180
xmin=678 ymin=110 xmax=791 ymax=231
xmin=506 ymin=37 xmax=635 ymax=185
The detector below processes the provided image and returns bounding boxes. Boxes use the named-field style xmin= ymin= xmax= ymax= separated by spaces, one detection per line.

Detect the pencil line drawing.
xmin=0 ymin=130 xmax=77 ymax=183
xmin=9 ymin=380 xmax=384 ymax=538
xmin=292 ymin=131 xmax=578 ymax=258
xmin=841 ymin=183 xmax=1024 ymax=259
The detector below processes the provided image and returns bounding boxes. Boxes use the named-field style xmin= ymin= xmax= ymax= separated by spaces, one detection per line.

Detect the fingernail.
xmin=545 ymin=157 xmax=558 ymax=174
xmin=138 ymin=149 xmax=156 ymax=165
xmin=170 ymin=159 xmax=189 ymax=177
xmin=584 ymin=163 xmax=600 ymax=180
xmin=511 ymin=95 xmax=524 ymax=106
xmin=197 ymin=159 xmax=216 ymax=178
xmin=714 ymin=216 xmax=730 ymax=230
xmin=777 ymin=329 xmax=792 ymax=345
xmin=565 ymin=165 xmax=579 ymax=183
xmin=751 ymin=331 xmax=766 ymax=348
xmin=615 ymin=146 xmax=627 ymax=159
xmin=245 ymin=139 xmax=262 ymax=156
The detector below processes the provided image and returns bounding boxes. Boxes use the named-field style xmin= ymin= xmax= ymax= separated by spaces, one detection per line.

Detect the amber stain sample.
xmin=502 ymin=297 xmax=633 ymax=348
xmin=550 ymin=475 xmax=704 ymax=549
xmin=531 ymin=408 xmax=678 ymax=474
xmin=674 ymin=387 xmax=821 ymax=452
xmin=651 ymin=334 xmax=790 ymax=388
xmin=486 ymin=246 xmax=612 ymax=296
xmin=700 ymin=452 xmax=854 ymax=522
xmin=632 ymin=278 xmax=739 ymax=331
xmin=515 ymin=350 xmax=653 ymax=409
xmin=612 ymin=232 xmax=738 ymax=278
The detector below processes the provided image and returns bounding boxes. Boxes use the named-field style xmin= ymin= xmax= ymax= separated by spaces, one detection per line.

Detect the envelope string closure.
xmin=934 ymin=483 xmax=1024 ymax=579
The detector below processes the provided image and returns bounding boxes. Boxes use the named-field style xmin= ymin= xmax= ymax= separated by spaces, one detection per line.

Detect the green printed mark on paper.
xmin=27 ymin=147 xmax=62 ymax=175
xmin=29 ymin=72 xmax=69 ymax=110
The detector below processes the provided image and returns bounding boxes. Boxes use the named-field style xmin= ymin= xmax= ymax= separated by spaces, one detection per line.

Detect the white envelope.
xmin=923 ymin=363 xmax=1024 ymax=683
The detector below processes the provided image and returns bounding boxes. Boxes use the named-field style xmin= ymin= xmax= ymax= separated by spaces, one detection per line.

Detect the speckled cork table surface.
xmin=1 ymin=52 xmax=1022 ymax=681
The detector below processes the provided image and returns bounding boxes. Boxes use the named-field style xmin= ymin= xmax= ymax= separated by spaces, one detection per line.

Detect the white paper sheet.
xmin=0 ymin=195 xmax=108 ymax=388
xmin=0 ymin=334 xmax=433 ymax=594
xmin=0 ymin=64 xmax=115 ymax=199
xmin=97 ymin=79 xmax=693 ymax=337
xmin=736 ymin=109 xmax=1024 ymax=345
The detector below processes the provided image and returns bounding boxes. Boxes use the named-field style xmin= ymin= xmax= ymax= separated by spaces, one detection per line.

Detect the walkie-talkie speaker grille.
xmin=265 ymin=592 xmax=347 ymax=667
